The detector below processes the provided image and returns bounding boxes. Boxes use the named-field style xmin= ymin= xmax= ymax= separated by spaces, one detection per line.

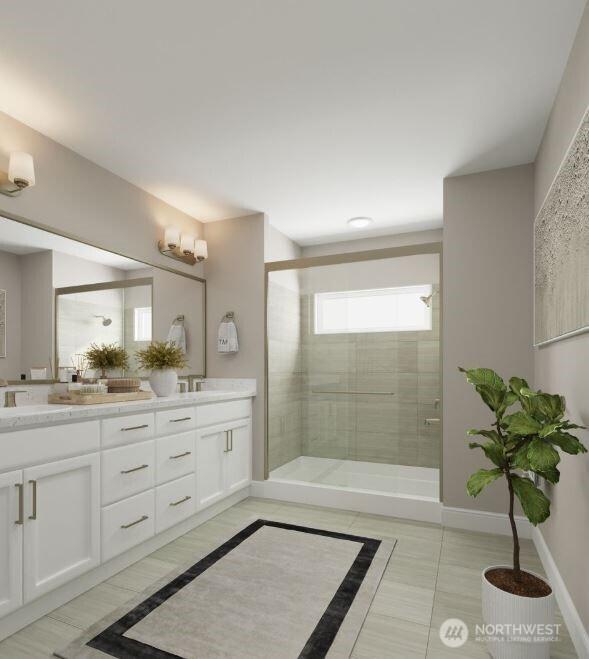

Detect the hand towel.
xmin=167 ymin=323 xmax=187 ymax=354
xmin=217 ymin=320 xmax=239 ymax=353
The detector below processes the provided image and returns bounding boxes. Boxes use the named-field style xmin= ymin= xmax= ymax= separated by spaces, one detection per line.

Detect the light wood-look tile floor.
xmin=0 ymin=498 xmax=578 ymax=658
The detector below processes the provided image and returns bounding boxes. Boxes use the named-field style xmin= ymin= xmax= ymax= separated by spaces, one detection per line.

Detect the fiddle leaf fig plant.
xmin=460 ymin=367 xmax=586 ymax=579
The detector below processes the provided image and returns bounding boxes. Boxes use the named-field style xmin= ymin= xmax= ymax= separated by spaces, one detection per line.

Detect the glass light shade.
xmin=8 ymin=152 xmax=35 ymax=187
xmin=194 ymin=239 xmax=208 ymax=260
xmin=180 ymin=234 xmax=195 ymax=254
xmin=164 ymin=227 xmax=180 ymax=248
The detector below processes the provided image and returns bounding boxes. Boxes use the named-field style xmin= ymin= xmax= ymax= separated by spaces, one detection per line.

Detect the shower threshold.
xmin=269 ymin=456 xmax=439 ymax=499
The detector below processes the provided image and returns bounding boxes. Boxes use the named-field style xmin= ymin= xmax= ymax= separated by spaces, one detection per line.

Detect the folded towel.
xmin=218 ymin=320 xmax=239 ymax=353
xmin=167 ymin=323 xmax=187 ymax=354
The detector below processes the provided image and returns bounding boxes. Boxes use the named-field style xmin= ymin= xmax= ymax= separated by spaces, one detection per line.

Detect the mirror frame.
xmin=0 ymin=210 xmax=207 ymax=381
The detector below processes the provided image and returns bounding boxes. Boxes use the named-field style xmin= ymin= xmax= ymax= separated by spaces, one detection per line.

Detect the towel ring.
xmin=221 ymin=311 xmax=235 ymax=322
xmin=173 ymin=315 xmax=185 ymax=325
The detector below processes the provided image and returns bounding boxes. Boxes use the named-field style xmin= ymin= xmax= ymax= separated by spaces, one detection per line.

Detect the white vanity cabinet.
xmin=0 ymin=392 xmax=254 ymax=635
xmin=23 ymin=453 xmax=100 ymax=602
xmin=0 ymin=470 xmax=23 ymax=617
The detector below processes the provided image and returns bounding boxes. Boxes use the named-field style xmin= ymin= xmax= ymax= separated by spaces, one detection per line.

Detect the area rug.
xmin=56 ymin=518 xmax=395 ymax=659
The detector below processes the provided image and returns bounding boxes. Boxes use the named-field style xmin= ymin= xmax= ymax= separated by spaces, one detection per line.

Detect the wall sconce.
xmin=0 ymin=152 xmax=36 ymax=197
xmin=158 ymin=227 xmax=208 ymax=265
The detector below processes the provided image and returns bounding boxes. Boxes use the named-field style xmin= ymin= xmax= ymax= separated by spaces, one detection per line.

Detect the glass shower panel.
xmin=267 ymin=253 xmax=440 ymax=499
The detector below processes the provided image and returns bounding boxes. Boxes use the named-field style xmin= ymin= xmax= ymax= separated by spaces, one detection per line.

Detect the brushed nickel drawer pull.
xmin=170 ymin=416 xmax=191 ymax=423
xmin=120 ymin=464 xmax=149 ymax=474
xmin=15 ymin=483 xmax=24 ymax=525
xmin=170 ymin=451 xmax=191 ymax=459
xmin=28 ymin=480 xmax=37 ymax=520
xmin=121 ymin=424 xmax=149 ymax=432
xmin=170 ymin=495 xmax=191 ymax=507
xmin=223 ymin=430 xmax=229 ymax=453
xmin=121 ymin=515 xmax=148 ymax=529
xmin=229 ymin=429 xmax=233 ymax=452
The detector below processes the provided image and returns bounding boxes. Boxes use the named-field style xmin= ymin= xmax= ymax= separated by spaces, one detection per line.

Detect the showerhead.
xmin=420 ymin=294 xmax=433 ymax=308
xmin=94 ymin=315 xmax=112 ymax=326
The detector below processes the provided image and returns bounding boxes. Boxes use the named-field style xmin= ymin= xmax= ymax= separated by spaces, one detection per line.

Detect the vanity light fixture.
xmin=0 ymin=152 xmax=36 ymax=197
xmin=158 ymin=227 xmax=208 ymax=265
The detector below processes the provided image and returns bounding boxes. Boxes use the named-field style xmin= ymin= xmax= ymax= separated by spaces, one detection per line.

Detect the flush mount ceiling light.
xmin=0 ymin=151 xmax=36 ymax=197
xmin=347 ymin=216 xmax=373 ymax=229
xmin=158 ymin=227 xmax=208 ymax=265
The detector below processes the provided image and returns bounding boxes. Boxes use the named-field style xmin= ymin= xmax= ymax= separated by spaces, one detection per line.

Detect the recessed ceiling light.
xmin=347 ymin=217 xmax=373 ymax=229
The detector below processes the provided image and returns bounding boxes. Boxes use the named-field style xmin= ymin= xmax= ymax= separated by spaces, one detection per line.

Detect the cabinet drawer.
xmin=101 ymin=490 xmax=155 ymax=562
xmin=155 ymin=474 xmax=196 ymax=533
xmin=101 ymin=413 xmax=155 ymax=448
xmin=156 ymin=407 xmax=196 ymax=435
xmin=196 ymin=399 xmax=251 ymax=428
xmin=101 ymin=440 xmax=155 ymax=505
xmin=156 ymin=431 xmax=195 ymax=485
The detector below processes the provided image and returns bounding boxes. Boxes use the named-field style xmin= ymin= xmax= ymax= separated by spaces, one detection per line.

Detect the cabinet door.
xmin=23 ymin=453 xmax=100 ymax=602
xmin=225 ymin=420 xmax=252 ymax=494
xmin=0 ymin=470 xmax=23 ymax=618
xmin=195 ymin=425 xmax=226 ymax=509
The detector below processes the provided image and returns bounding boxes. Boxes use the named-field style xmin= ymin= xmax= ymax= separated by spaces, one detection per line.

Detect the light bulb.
xmin=180 ymin=234 xmax=195 ymax=255
xmin=164 ymin=227 xmax=180 ymax=249
xmin=8 ymin=152 xmax=35 ymax=188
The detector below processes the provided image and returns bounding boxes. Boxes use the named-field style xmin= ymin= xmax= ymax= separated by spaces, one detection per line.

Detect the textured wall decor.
xmin=535 ymin=107 xmax=589 ymax=345
xmin=0 ymin=289 xmax=5 ymax=358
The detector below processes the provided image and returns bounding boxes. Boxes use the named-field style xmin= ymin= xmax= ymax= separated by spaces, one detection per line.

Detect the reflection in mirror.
xmin=0 ymin=215 xmax=205 ymax=384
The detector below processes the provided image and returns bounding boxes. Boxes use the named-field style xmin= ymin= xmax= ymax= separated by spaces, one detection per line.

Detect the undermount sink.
xmin=0 ymin=404 xmax=72 ymax=417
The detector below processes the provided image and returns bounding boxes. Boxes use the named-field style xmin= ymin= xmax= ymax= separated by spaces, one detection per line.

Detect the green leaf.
xmin=535 ymin=393 xmax=566 ymax=422
xmin=536 ymin=466 xmax=560 ymax=485
xmin=504 ymin=411 xmax=542 ymax=436
xmin=538 ymin=423 xmax=562 ymax=438
xmin=511 ymin=440 xmax=531 ymax=470
xmin=460 ymin=367 xmax=505 ymax=391
xmin=527 ymin=438 xmax=560 ymax=472
xmin=466 ymin=468 xmax=503 ymax=497
xmin=469 ymin=442 xmax=505 ymax=467
xmin=499 ymin=391 xmax=519 ymax=412
xmin=476 ymin=385 xmax=506 ymax=414
xmin=509 ymin=377 xmax=529 ymax=396
xmin=511 ymin=475 xmax=550 ymax=525
xmin=549 ymin=432 xmax=588 ymax=455
xmin=467 ymin=428 xmax=502 ymax=444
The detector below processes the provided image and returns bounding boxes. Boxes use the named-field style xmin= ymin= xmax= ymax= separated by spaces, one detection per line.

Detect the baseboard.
xmin=532 ymin=528 xmax=589 ymax=659
xmin=0 ymin=487 xmax=250 ymax=642
xmin=250 ymin=479 xmax=442 ymax=524
xmin=442 ymin=505 xmax=533 ymax=539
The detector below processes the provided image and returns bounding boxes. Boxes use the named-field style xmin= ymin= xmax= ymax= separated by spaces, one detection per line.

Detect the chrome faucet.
xmin=4 ymin=390 xmax=27 ymax=408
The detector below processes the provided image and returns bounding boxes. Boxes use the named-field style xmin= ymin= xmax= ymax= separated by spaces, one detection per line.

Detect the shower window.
xmin=133 ymin=307 xmax=152 ymax=341
xmin=314 ymin=284 xmax=432 ymax=334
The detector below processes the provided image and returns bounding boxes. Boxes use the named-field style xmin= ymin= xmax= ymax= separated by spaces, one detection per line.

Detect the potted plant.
xmin=84 ymin=343 xmax=129 ymax=379
xmin=460 ymin=367 xmax=586 ymax=658
xmin=136 ymin=341 xmax=187 ymax=397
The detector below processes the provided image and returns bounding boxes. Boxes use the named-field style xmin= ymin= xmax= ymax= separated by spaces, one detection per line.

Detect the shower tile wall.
xmin=267 ymin=278 xmax=303 ymax=471
xmin=300 ymin=289 xmax=440 ymax=468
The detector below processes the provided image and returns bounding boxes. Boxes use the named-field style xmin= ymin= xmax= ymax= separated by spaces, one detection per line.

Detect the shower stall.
xmin=265 ymin=246 xmax=441 ymax=506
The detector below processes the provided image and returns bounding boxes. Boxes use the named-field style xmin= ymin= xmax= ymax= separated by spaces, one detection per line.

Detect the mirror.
xmin=0 ymin=215 xmax=205 ymax=383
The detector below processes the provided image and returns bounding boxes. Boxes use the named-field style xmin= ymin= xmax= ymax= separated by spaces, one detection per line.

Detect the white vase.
xmin=149 ymin=369 xmax=178 ymax=397
xmin=481 ymin=565 xmax=555 ymax=659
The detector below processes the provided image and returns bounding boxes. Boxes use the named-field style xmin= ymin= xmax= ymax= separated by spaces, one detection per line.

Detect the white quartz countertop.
xmin=0 ymin=389 xmax=256 ymax=431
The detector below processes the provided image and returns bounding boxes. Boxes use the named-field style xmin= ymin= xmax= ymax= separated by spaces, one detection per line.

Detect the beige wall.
xmin=0 ymin=111 xmax=204 ymax=279
xmin=443 ymin=164 xmax=534 ymax=513
xmin=204 ymin=214 xmax=266 ymax=478
xmin=533 ymin=3 xmax=589 ymax=628
xmin=301 ymin=229 xmax=443 ymax=257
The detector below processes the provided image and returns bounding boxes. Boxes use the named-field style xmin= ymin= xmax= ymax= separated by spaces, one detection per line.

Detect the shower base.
xmin=269 ymin=456 xmax=439 ymax=499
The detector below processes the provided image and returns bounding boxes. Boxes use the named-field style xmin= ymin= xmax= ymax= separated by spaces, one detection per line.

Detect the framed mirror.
xmin=0 ymin=215 xmax=205 ymax=383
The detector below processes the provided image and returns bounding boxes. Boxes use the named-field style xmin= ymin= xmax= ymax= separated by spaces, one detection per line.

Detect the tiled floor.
xmin=0 ymin=498 xmax=578 ymax=658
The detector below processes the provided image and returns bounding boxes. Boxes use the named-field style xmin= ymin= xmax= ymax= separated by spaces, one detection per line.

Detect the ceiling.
xmin=0 ymin=1 xmax=585 ymax=245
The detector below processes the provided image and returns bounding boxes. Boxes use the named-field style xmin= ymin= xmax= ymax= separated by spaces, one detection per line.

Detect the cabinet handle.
xmin=120 ymin=464 xmax=149 ymax=474
xmin=169 ymin=495 xmax=191 ymax=507
xmin=121 ymin=515 xmax=148 ymax=529
xmin=170 ymin=451 xmax=191 ymax=459
xmin=28 ymin=480 xmax=37 ymax=520
xmin=170 ymin=416 xmax=191 ymax=423
xmin=15 ymin=483 xmax=24 ymax=525
xmin=230 ymin=429 xmax=233 ymax=452
xmin=121 ymin=424 xmax=149 ymax=432
xmin=223 ymin=430 xmax=229 ymax=453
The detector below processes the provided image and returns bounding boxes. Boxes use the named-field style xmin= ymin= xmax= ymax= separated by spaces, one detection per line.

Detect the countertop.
xmin=0 ymin=389 xmax=256 ymax=431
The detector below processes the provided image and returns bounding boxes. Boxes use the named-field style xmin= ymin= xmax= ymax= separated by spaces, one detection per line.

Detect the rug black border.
xmin=87 ymin=519 xmax=382 ymax=659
